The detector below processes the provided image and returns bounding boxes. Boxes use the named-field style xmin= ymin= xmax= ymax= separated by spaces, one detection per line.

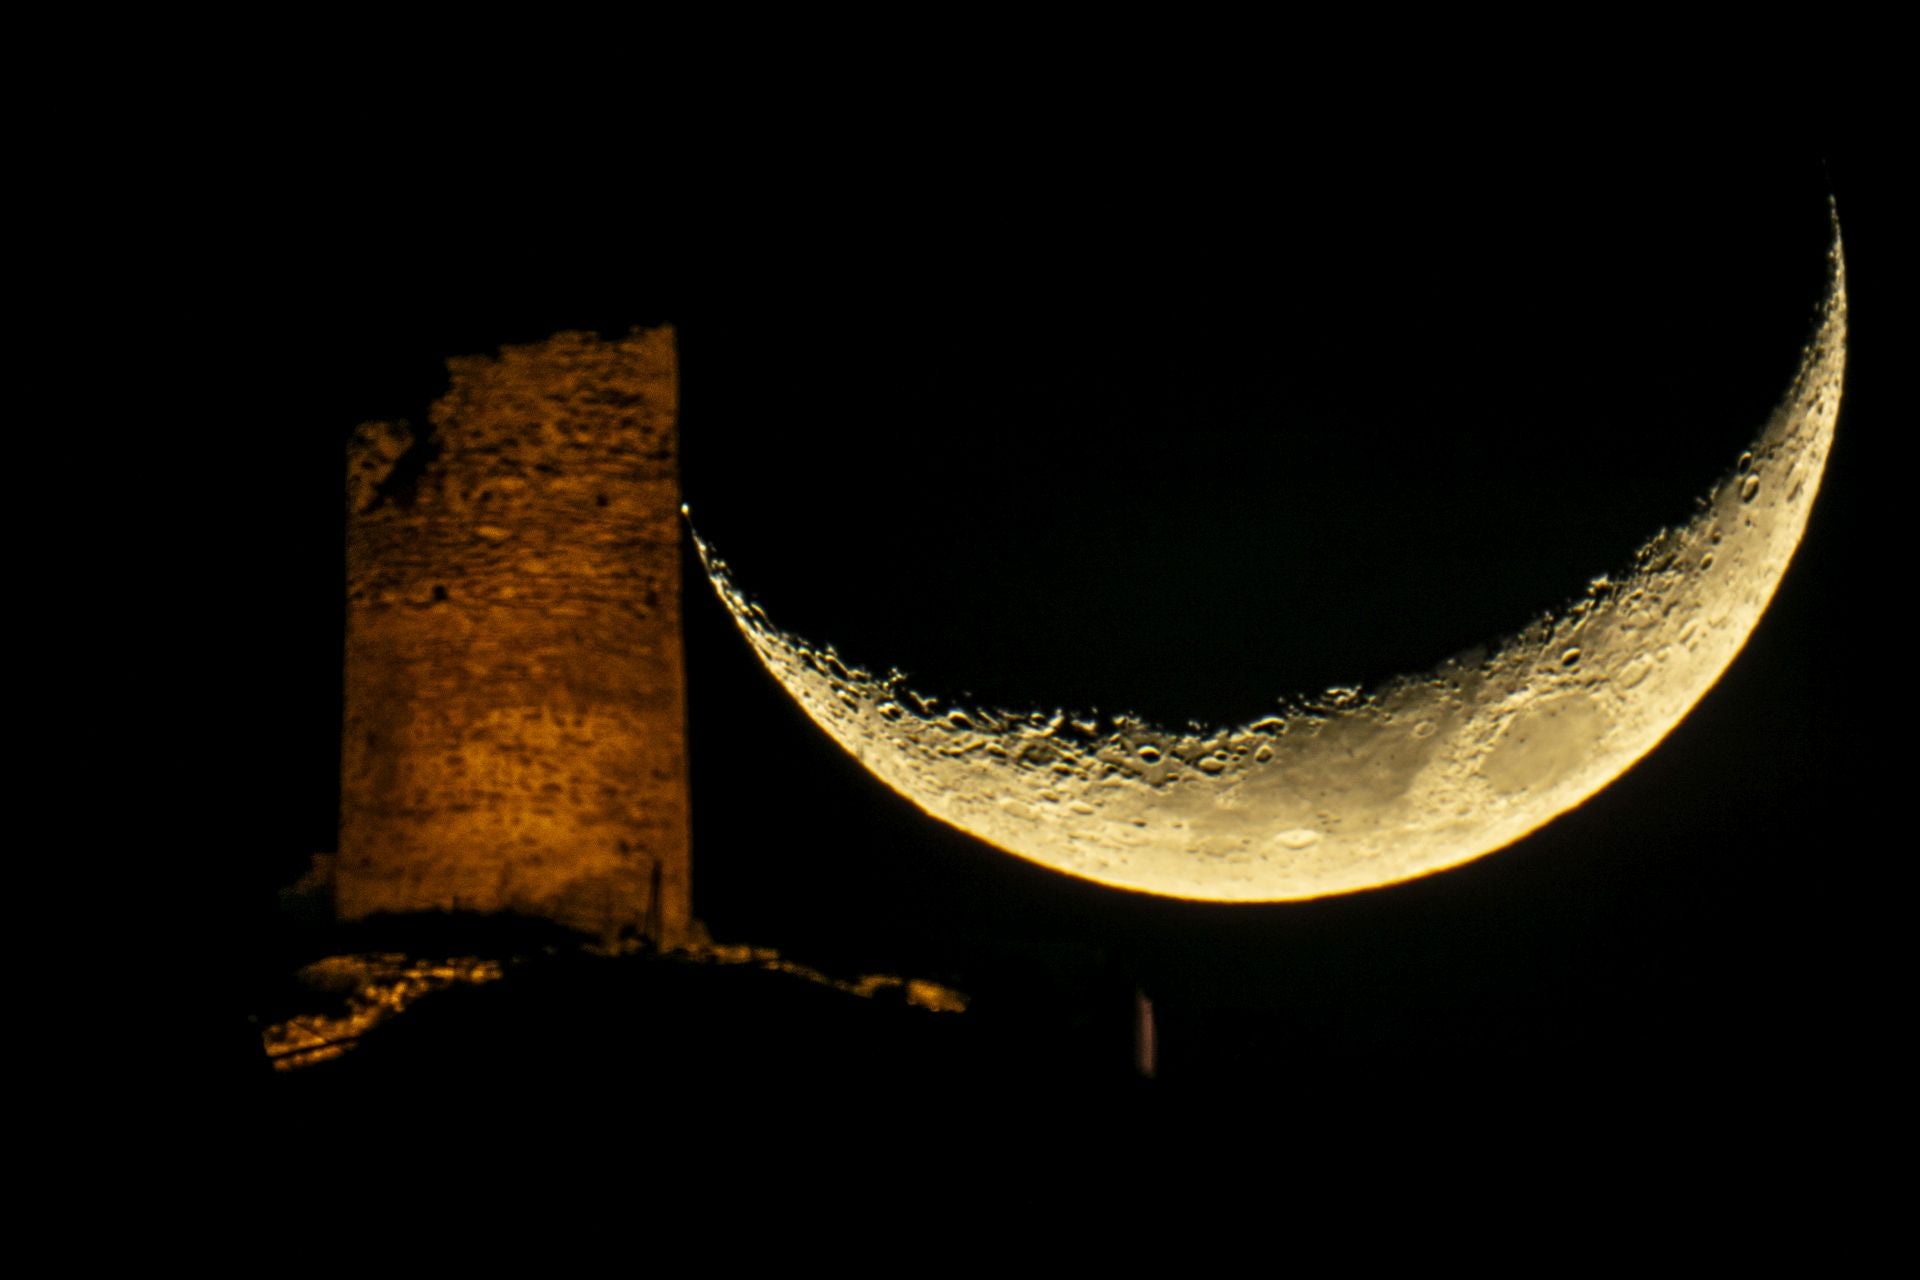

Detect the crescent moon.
xmin=693 ymin=211 xmax=1846 ymax=903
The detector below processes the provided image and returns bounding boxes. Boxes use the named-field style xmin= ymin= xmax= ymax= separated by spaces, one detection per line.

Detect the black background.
xmin=197 ymin=117 xmax=1883 ymax=1130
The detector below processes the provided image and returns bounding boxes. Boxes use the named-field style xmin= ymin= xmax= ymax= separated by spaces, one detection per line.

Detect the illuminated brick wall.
xmin=339 ymin=328 xmax=690 ymax=946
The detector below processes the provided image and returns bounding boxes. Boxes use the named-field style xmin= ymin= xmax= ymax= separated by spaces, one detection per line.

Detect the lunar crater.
xmin=693 ymin=217 xmax=1845 ymax=902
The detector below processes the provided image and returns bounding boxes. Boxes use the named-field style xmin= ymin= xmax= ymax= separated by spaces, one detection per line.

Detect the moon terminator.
xmin=692 ymin=212 xmax=1846 ymax=903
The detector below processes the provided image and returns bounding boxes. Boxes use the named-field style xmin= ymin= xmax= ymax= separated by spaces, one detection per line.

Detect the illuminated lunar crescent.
xmin=693 ymin=214 xmax=1846 ymax=902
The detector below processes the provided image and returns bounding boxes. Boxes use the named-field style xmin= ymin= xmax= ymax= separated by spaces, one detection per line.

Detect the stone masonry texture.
xmin=339 ymin=328 xmax=690 ymax=945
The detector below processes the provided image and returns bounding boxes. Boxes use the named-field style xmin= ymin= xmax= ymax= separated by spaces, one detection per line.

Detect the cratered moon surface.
xmin=694 ymin=212 xmax=1846 ymax=903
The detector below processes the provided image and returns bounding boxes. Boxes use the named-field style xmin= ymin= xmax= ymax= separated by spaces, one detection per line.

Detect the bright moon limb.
xmin=693 ymin=214 xmax=1845 ymax=903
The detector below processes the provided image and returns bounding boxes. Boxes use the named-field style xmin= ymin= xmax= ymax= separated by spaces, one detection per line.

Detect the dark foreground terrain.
xmin=199 ymin=903 xmax=1867 ymax=1226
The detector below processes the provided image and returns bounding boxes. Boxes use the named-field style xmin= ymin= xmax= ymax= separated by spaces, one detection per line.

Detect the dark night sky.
xmin=206 ymin=121 xmax=1883 ymax=1105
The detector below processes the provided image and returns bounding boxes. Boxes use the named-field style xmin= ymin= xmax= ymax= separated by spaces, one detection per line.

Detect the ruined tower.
xmin=339 ymin=328 xmax=690 ymax=946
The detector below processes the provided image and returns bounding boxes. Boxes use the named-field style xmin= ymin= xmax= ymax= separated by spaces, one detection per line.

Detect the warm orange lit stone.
xmin=339 ymin=328 xmax=691 ymax=946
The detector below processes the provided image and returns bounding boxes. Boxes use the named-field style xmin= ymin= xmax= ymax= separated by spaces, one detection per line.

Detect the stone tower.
xmin=338 ymin=328 xmax=690 ymax=946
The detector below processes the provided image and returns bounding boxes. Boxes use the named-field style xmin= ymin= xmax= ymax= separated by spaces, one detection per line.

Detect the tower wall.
xmin=339 ymin=328 xmax=690 ymax=946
